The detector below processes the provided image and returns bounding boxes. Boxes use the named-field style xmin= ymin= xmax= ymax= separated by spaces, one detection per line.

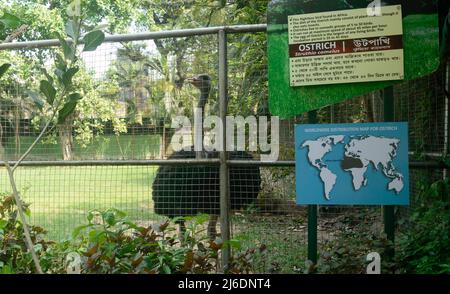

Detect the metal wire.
xmin=0 ymin=24 xmax=448 ymax=273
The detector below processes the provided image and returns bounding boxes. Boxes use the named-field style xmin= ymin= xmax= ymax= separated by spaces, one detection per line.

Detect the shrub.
xmin=0 ymin=193 xmax=54 ymax=273
xmin=0 ymin=194 xmax=266 ymax=274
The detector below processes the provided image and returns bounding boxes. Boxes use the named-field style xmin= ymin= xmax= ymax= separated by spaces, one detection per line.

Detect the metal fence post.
xmin=218 ymin=29 xmax=230 ymax=271
xmin=383 ymin=86 xmax=395 ymax=257
xmin=307 ymin=111 xmax=318 ymax=265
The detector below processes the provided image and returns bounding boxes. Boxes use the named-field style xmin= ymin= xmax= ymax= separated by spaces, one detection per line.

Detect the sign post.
xmin=383 ymin=86 xmax=396 ymax=257
xmin=307 ymin=111 xmax=318 ymax=265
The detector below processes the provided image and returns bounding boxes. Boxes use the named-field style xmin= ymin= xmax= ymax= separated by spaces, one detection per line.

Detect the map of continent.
xmin=301 ymin=136 xmax=345 ymax=200
xmin=301 ymin=135 xmax=404 ymax=200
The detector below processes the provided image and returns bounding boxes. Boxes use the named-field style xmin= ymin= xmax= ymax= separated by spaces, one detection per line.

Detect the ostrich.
xmin=152 ymin=74 xmax=261 ymax=240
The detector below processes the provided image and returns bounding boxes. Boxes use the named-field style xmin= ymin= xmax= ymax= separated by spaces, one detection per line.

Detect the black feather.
xmin=152 ymin=149 xmax=261 ymax=218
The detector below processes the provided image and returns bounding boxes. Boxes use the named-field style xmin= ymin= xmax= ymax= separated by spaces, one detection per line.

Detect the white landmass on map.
xmin=343 ymin=136 xmax=404 ymax=194
xmin=302 ymin=135 xmax=405 ymax=201
xmin=302 ymin=135 xmax=345 ymax=199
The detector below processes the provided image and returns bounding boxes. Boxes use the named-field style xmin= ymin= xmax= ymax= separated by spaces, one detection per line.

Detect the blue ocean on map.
xmin=295 ymin=122 xmax=409 ymax=205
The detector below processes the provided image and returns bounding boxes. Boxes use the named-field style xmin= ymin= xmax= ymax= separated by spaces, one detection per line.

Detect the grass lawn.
xmin=4 ymin=134 xmax=162 ymax=160
xmin=0 ymin=165 xmax=163 ymax=240
xmin=1 ymin=134 xmax=164 ymax=239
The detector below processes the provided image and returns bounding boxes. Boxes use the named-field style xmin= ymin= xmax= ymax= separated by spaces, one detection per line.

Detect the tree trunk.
xmin=58 ymin=116 xmax=74 ymax=160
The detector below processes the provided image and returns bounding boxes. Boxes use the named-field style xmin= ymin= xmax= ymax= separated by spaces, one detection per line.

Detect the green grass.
xmin=1 ymin=134 xmax=164 ymax=240
xmin=4 ymin=134 xmax=162 ymax=160
xmin=0 ymin=165 xmax=165 ymax=240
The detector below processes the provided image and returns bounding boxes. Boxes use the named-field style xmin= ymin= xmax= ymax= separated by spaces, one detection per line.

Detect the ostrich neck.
xmin=196 ymin=90 xmax=209 ymax=159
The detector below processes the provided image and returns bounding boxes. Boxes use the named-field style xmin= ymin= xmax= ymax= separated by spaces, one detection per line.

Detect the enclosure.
xmin=1 ymin=2 xmax=449 ymax=275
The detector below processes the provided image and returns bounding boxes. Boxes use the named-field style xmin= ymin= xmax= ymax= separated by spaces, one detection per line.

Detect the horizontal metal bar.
xmin=408 ymin=151 xmax=444 ymax=158
xmin=0 ymin=159 xmax=446 ymax=169
xmin=0 ymin=159 xmax=220 ymax=166
xmin=410 ymin=161 xmax=447 ymax=169
xmin=0 ymin=24 xmax=267 ymax=50
xmin=228 ymin=160 xmax=295 ymax=167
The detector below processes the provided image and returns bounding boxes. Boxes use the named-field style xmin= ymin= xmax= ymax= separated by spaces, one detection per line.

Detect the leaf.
xmin=68 ymin=92 xmax=82 ymax=101
xmin=181 ymin=250 xmax=194 ymax=273
xmin=55 ymin=53 xmax=67 ymax=73
xmin=72 ymin=224 xmax=91 ymax=238
xmin=54 ymin=68 xmax=64 ymax=82
xmin=62 ymin=67 xmax=79 ymax=88
xmin=0 ymin=220 xmax=7 ymax=230
xmin=103 ymin=210 xmax=116 ymax=226
xmin=0 ymin=63 xmax=11 ymax=78
xmin=26 ymin=91 xmax=44 ymax=111
xmin=0 ymin=12 xmax=21 ymax=29
xmin=58 ymin=36 xmax=75 ymax=61
xmin=162 ymin=264 xmax=171 ymax=274
xmin=87 ymin=211 xmax=94 ymax=223
xmin=82 ymin=30 xmax=105 ymax=52
xmin=57 ymin=94 xmax=81 ymax=124
xmin=41 ymin=68 xmax=54 ymax=85
xmin=83 ymin=244 xmax=98 ymax=257
xmin=39 ymin=80 xmax=56 ymax=105
xmin=65 ymin=20 xmax=78 ymax=41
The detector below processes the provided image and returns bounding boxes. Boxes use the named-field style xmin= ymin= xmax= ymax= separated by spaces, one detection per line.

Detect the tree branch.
xmin=5 ymin=162 xmax=43 ymax=274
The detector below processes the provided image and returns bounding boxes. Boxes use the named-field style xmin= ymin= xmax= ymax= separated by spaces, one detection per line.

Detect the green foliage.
xmin=39 ymin=80 xmax=56 ymax=105
xmin=69 ymin=210 xmax=265 ymax=274
xmin=0 ymin=11 xmax=21 ymax=30
xmin=81 ymin=30 xmax=105 ymax=52
xmin=394 ymin=179 xmax=450 ymax=274
xmin=0 ymin=11 xmax=21 ymax=79
xmin=0 ymin=193 xmax=53 ymax=274
xmin=0 ymin=63 xmax=11 ymax=78
xmin=33 ymin=8 xmax=105 ymax=124
xmin=0 ymin=197 xmax=266 ymax=274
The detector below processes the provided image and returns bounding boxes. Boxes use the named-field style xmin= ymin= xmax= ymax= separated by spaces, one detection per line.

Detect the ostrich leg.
xmin=207 ymin=215 xmax=219 ymax=241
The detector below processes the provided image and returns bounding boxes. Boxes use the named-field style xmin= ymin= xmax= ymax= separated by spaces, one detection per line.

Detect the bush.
xmin=0 ymin=194 xmax=266 ymax=274
xmin=0 ymin=193 xmax=54 ymax=273
xmin=394 ymin=179 xmax=450 ymax=274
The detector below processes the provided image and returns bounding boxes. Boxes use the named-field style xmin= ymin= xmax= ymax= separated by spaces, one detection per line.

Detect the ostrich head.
xmin=187 ymin=74 xmax=211 ymax=110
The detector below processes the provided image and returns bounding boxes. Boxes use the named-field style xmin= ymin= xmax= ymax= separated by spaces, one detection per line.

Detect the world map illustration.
xmin=301 ymin=135 xmax=404 ymax=200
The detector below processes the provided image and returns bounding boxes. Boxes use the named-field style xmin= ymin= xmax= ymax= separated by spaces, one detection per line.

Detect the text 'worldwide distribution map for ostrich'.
xmin=295 ymin=123 xmax=409 ymax=205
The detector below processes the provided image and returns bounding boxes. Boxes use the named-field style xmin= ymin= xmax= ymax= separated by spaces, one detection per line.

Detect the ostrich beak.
xmin=187 ymin=76 xmax=201 ymax=88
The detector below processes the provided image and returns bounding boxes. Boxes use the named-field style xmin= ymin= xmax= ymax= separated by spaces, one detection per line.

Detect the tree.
xmin=28 ymin=3 xmax=107 ymax=160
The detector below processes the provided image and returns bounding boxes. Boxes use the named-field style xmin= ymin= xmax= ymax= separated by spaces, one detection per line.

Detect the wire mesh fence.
xmin=0 ymin=26 xmax=448 ymax=273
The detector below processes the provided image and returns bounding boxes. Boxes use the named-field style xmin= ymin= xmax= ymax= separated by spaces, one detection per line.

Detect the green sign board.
xmin=268 ymin=0 xmax=441 ymax=119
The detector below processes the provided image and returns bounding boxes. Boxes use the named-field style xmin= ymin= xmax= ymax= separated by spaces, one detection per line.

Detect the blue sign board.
xmin=295 ymin=122 xmax=409 ymax=205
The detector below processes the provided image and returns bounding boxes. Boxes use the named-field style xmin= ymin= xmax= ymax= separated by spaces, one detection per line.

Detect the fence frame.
xmin=1 ymin=23 xmax=449 ymax=270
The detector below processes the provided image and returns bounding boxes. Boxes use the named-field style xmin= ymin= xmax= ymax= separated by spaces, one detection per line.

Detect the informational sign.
xmin=267 ymin=0 xmax=441 ymax=119
xmin=295 ymin=122 xmax=409 ymax=205
xmin=288 ymin=6 xmax=404 ymax=86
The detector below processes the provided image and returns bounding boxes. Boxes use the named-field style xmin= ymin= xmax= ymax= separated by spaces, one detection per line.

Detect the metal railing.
xmin=1 ymin=23 xmax=449 ymax=271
